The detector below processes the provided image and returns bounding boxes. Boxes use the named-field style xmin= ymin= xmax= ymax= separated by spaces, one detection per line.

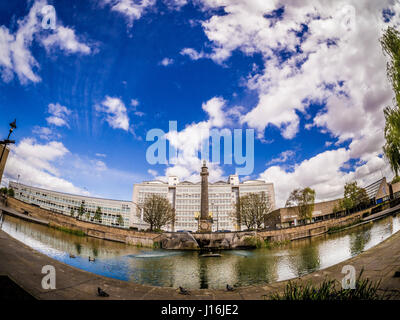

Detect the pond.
xmin=1 ymin=213 xmax=399 ymax=289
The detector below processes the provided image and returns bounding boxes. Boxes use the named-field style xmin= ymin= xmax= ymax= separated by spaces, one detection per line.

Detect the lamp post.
xmin=0 ymin=119 xmax=17 ymax=166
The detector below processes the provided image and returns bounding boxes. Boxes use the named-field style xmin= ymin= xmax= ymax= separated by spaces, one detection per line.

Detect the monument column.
xmin=199 ymin=160 xmax=212 ymax=232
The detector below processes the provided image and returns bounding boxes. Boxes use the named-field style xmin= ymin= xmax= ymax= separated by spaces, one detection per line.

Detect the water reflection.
xmin=1 ymin=213 xmax=400 ymax=289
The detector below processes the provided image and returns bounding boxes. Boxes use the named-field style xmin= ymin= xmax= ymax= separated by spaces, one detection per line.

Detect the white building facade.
xmin=9 ymin=182 xmax=132 ymax=229
xmin=132 ymin=175 xmax=275 ymax=232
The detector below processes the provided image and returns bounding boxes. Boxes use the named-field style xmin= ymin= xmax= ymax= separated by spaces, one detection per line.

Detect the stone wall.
xmin=6 ymin=197 xmax=159 ymax=247
xmin=5 ymin=196 xmax=369 ymax=250
xmin=259 ymin=210 xmax=366 ymax=242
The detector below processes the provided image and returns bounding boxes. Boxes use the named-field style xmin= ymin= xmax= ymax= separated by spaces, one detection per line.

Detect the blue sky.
xmin=0 ymin=0 xmax=398 ymax=206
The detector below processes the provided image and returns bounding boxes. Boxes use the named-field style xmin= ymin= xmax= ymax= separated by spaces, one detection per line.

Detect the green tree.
xmin=235 ymin=192 xmax=272 ymax=230
xmin=392 ymin=175 xmax=400 ymax=184
xmin=70 ymin=208 xmax=75 ymax=217
xmin=138 ymin=194 xmax=175 ymax=231
xmin=117 ymin=214 xmax=124 ymax=227
xmin=7 ymin=188 xmax=14 ymax=197
xmin=341 ymin=182 xmax=369 ymax=210
xmin=381 ymin=27 xmax=400 ymax=178
xmin=78 ymin=202 xmax=85 ymax=219
xmin=285 ymin=187 xmax=316 ymax=222
xmin=94 ymin=207 xmax=102 ymax=223
xmin=0 ymin=187 xmax=8 ymax=195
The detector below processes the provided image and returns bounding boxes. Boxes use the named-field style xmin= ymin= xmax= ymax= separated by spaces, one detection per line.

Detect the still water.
xmin=1 ymin=214 xmax=400 ymax=289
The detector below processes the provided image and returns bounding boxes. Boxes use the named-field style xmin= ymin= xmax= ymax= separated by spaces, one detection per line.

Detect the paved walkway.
xmin=0 ymin=205 xmax=49 ymax=226
xmin=1 ymin=227 xmax=400 ymax=300
xmin=362 ymin=204 xmax=400 ymax=222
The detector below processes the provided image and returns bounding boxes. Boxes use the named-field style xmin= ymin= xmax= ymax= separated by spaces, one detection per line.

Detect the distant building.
xmin=9 ymin=182 xmax=132 ymax=229
xmin=364 ymin=177 xmax=390 ymax=204
xmin=0 ymin=145 xmax=9 ymax=184
xmin=266 ymin=177 xmax=396 ymax=229
xmin=132 ymin=175 xmax=275 ymax=232
xmin=265 ymin=198 xmax=342 ymax=229
xmin=391 ymin=181 xmax=400 ymax=199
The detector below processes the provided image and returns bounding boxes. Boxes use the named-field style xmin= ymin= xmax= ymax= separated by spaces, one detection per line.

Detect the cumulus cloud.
xmin=46 ymin=103 xmax=71 ymax=127
xmin=101 ymin=0 xmax=156 ymax=27
xmin=41 ymin=26 xmax=91 ymax=55
xmin=180 ymin=47 xmax=207 ymax=60
xmin=160 ymin=96 xmax=229 ymax=182
xmin=96 ymin=96 xmax=130 ymax=131
xmin=184 ymin=0 xmax=398 ymax=206
xmin=260 ymin=149 xmax=392 ymax=208
xmin=0 ymin=0 xmax=92 ymax=84
xmin=266 ymin=150 xmax=295 ymax=166
xmin=3 ymin=138 xmax=88 ymax=195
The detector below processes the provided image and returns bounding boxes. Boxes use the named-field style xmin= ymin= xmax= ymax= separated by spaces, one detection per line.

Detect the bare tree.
xmin=235 ymin=192 xmax=272 ymax=230
xmin=138 ymin=194 xmax=175 ymax=231
xmin=285 ymin=187 xmax=316 ymax=222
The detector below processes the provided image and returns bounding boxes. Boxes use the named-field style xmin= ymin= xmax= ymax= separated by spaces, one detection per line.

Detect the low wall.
xmin=191 ymin=210 xmax=367 ymax=247
xmin=258 ymin=211 xmax=366 ymax=242
xmin=5 ymin=196 xmax=370 ymax=250
xmin=5 ymin=197 xmax=159 ymax=247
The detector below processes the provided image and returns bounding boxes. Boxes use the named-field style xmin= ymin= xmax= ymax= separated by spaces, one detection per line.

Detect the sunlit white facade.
xmin=132 ymin=175 xmax=275 ymax=232
xmin=9 ymin=182 xmax=132 ymax=228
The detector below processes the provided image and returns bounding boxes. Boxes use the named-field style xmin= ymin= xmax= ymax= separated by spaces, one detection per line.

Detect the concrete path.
xmin=362 ymin=204 xmax=400 ymax=222
xmin=0 ymin=204 xmax=49 ymax=226
xmin=1 ymin=227 xmax=400 ymax=300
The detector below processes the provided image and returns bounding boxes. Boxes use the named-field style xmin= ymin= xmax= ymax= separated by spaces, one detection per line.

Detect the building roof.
xmin=9 ymin=181 xmax=131 ymax=203
xmin=364 ymin=178 xmax=385 ymax=200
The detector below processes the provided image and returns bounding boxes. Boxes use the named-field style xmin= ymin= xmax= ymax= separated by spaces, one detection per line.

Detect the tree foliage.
xmin=285 ymin=187 xmax=316 ymax=221
xmin=381 ymin=27 xmax=400 ymax=177
xmin=341 ymin=182 xmax=370 ymax=210
xmin=78 ymin=202 xmax=85 ymax=218
xmin=392 ymin=175 xmax=400 ymax=184
xmin=236 ymin=192 xmax=272 ymax=230
xmin=94 ymin=207 xmax=102 ymax=222
xmin=138 ymin=194 xmax=175 ymax=231
xmin=0 ymin=187 xmax=14 ymax=197
xmin=117 ymin=214 xmax=124 ymax=227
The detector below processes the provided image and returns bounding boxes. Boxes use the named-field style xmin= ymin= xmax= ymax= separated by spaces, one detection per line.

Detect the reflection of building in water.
xmin=132 ymin=172 xmax=275 ymax=232
xmin=9 ymin=182 xmax=132 ymax=229
xmin=2 ymin=215 xmax=134 ymax=259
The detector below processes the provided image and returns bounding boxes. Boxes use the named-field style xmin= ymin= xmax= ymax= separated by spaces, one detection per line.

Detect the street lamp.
xmin=0 ymin=119 xmax=17 ymax=166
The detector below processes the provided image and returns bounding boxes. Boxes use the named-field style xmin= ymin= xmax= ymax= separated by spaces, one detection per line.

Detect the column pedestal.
xmin=198 ymin=219 xmax=212 ymax=233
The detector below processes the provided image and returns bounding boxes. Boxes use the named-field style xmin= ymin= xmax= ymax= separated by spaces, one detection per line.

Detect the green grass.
xmin=51 ymin=225 xmax=86 ymax=237
xmin=270 ymin=270 xmax=389 ymax=300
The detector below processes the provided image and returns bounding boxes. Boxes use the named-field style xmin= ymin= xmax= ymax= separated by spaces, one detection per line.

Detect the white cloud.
xmin=101 ymin=0 xmax=156 ymax=27
xmin=95 ymin=153 xmax=107 ymax=158
xmin=188 ymin=0 xmax=398 ymax=206
xmin=3 ymin=138 xmax=88 ymax=195
xmin=148 ymin=169 xmax=157 ymax=177
xmin=180 ymin=48 xmax=207 ymax=60
xmin=96 ymin=96 xmax=130 ymax=131
xmin=159 ymin=57 xmax=174 ymax=66
xmin=45 ymin=103 xmax=71 ymax=127
xmin=131 ymin=99 xmax=139 ymax=107
xmin=0 ymin=0 xmax=92 ymax=84
xmin=41 ymin=26 xmax=91 ymax=55
xmin=160 ymin=96 xmax=229 ymax=182
xmin=32 ymin=126 xmax=61 ymax=140
xmin=266 ymin=150 xmax=295 ymax=166
xmin=260 ymin=149 xmax=392 ymax=208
